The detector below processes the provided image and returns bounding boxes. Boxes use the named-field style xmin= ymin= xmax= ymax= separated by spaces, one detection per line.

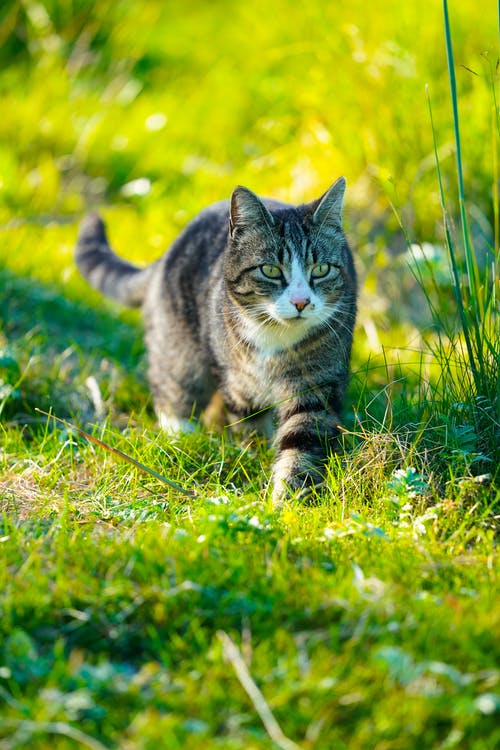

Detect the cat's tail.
xmin=75 ymin=213 xmax=155 ymax=308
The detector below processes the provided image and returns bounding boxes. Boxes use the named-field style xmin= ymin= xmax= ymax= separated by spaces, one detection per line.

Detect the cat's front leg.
xmin=271 ymin=397 xmax=341 ymax=504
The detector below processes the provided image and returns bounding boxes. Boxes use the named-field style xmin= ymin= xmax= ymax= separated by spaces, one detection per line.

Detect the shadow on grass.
xmin=0 ymin=264 xmax=148 ymax=425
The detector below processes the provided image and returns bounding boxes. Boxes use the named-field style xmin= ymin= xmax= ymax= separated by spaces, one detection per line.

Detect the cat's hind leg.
xmin=144 ymin=289 xmax=216 ymax=435
xmin=148 ymin=349 xmax=216 ymax=435
xmin=152 ymin=372 xmax=215 ymax=435
xmin=157 ymin=411 xmax=197 ymax=434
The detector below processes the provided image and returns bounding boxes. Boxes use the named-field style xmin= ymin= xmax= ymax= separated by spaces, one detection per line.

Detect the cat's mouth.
xmin=254 ymin=311 xmax=308 ymax=326
xmin=254 ymin=305 xmax=317 ymax=329
xmin=278 ymin=313 xmax=312 ymax=326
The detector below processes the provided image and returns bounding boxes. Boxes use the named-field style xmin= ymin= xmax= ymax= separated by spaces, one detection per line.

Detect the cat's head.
xmin=224 ymin=178 xmax=356 ymax=353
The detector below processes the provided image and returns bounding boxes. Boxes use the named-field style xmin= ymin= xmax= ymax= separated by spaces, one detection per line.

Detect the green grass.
xmin=1 ymin=1 xmax=499 ymax=748
xmin=1 ymin=412 xmax=498 ymax=749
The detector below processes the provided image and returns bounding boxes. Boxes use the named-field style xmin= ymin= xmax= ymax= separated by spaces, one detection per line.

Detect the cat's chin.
xmin=241 ymin=313 xmax=318 ymax=354
xmin=281 ymin=315 xmax=309 ymax=324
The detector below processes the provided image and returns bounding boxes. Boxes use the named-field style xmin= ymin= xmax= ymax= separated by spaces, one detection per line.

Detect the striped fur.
xmin=75 ymin=179 xmax=357 ymax=503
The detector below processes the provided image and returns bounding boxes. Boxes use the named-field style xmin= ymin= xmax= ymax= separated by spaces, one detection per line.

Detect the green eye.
xmin=311 ymin=262 xmax=331 ymax=278
xmin=260 ymin=264 xmax=281 ymax=279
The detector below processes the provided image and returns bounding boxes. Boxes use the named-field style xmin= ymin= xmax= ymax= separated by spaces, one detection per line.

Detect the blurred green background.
xmin=0 ymin=0 xmax=497 ymax=347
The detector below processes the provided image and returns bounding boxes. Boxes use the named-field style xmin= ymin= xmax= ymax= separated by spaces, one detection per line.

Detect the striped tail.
xmin=75 ymin=213 xmax=154 ymax=308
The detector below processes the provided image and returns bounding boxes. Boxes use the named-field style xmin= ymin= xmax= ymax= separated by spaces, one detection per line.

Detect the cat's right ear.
xmin=230 ymin=186 xmax=275 ymax=237
xmin=311 ymin=177 xmax=346 ymax=230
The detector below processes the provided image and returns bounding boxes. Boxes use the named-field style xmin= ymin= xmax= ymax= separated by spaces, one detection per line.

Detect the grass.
xmin=1 ymin=1 xmax=499 ymax=748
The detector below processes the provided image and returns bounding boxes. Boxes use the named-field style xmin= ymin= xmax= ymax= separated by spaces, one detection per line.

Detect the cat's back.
xmin=148 ymin=200 xmax=229 ymax=321
xmin=164 ymin=200 xmax=230 ymax=275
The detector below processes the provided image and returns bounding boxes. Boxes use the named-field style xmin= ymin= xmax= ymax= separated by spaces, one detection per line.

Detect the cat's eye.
xmin=311 ymin=262 xmax=331 ymax=278
xmin=260 ymin=264 xmax=282 ymax=279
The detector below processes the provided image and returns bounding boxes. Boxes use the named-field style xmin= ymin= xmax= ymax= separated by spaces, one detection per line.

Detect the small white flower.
xmin=145 ymin=112 xmax=168 ymax=131
xmin=474 ymin=693 xmax=499 ymax=715
xmin=247 ymin=515 xmax=262 ymax=529
xmin=120 ymin=177 xmax=152 ymax=197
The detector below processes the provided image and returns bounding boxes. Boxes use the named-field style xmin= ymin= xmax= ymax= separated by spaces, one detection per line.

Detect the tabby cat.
xmin=75 ymin=177 xmax=357 ymax=503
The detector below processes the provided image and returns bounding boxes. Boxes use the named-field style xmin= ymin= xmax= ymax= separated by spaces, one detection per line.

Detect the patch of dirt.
xmin=0 ymin=471 xmax=50 ymax=518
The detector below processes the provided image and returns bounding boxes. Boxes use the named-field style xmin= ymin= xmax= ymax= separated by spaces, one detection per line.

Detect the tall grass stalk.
xmin=443 ymin=0 xmax=480 ymax=314
xmin=417 ymin=1 xmax=500 ymax=465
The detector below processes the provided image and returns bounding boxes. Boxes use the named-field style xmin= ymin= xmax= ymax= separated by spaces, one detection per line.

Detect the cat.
xmin=75 ymin=177 xmax=357 ymax=503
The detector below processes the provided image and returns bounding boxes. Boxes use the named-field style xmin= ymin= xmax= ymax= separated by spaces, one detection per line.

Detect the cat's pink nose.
xmin=291 ymin=296 xmax=311 ymax=312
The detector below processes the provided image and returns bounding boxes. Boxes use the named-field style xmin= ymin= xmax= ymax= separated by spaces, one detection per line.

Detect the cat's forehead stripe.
xmin=283 ymin=221 xmax=306 ymax=245
xmin=283 ymin=221 xmax=307 ymax=264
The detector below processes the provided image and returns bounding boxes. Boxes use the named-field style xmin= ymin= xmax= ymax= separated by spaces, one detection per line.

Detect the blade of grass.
xmin=0 ymin=719 xmax=110 ymax=750
xmin=441 ymin=0 xmax=500 ymax=413
xmin=34 ymin=408 xmax=196 ymax=497
xmin=425 ymin=84 xmax=477 ymax=378
xmin=218 ymin=631 xmax=304 ymax=750
xmin=485 ymin=48 xmax=500 ymax=315
xmin=443 ymin=0 xmax=480 ymax=318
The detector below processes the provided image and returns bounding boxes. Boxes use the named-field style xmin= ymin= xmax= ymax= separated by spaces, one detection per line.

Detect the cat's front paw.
xmin=271 ymin=479 xmax=325 ymax=506
xmin=270 ymin=451 xmax=325 ymax=506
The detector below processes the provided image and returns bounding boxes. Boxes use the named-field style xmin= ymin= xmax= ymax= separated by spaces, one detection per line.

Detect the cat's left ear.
xmin=311 ymin=177 xmax=346 ymax=229
xmin=230 ymin=186 xmax=275 ymax=237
